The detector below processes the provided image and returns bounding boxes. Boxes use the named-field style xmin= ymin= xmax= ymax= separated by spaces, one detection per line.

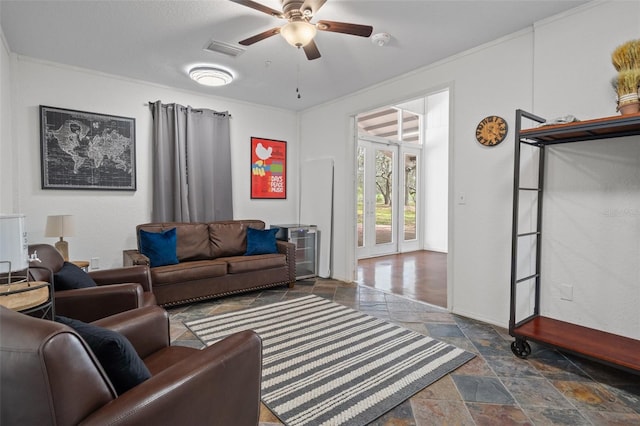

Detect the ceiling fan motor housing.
xmin=282 ymin=0 xmax=310 ymax=19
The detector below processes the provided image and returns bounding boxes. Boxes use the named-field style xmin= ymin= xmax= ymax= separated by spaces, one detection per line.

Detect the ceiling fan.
xmin=230 ymin=0 xmax=373 ymax=60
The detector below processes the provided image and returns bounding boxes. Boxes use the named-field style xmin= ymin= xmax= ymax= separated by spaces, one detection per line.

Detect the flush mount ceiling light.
xmin=189 ymin=67 xmax=234 ymax=86
xmin=280 ymin=21 xmax=317 ymax=47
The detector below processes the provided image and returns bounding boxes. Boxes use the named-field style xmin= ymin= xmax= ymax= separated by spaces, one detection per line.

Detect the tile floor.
xmin=167 ymin=279 xmax=640 ymax=425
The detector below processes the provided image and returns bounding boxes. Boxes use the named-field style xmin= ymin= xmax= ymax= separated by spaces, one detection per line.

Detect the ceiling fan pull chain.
xmin=296 ymin=56 xmax=302 ymax=99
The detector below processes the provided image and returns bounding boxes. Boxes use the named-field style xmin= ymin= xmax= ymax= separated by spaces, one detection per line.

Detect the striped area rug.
xmin=185 ymin=295 xmax=474 ymax=426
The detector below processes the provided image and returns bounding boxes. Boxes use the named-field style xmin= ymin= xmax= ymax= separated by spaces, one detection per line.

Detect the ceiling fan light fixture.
xmin=189 ymin=67 xmax=234 ymax=86
xmin=280 ymin=21 xmax=317 ymax=47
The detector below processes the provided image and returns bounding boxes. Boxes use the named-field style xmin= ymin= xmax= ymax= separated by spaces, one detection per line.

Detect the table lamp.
xmin=45 ymin=215 xmax=75 ymax=261
xmin=0 ymin=214 xmax=29 ymax=282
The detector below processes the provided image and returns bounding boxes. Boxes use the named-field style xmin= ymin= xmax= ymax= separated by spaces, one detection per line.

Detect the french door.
xmin=357 ymin=138 xmax=420 ymax=258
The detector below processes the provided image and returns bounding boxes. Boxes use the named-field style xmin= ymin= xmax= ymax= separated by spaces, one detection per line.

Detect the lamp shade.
xmin=280 ymin=21 xmax=317 ymax=47
xmin=0 ymin=214 xmax=28 ymax=273
xmin=45 ymin=215 xmax=75 ymax=238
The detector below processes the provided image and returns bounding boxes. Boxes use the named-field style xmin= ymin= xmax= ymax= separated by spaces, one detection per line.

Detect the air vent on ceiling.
xmin=203 ymin=40 xmax=246 ymax=57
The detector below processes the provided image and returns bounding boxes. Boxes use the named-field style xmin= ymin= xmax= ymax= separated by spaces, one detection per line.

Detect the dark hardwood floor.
xmin=356 ymin=250 xmax=447 ymax=308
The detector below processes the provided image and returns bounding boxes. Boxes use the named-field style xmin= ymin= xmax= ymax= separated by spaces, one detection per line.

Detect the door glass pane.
xmin=375 ymin=148 xmax=393 ymax=245
xmin=404 ymin=153 xmax=417 ymax=241
xmin=357 ymin=146 xmax=365 ymax=248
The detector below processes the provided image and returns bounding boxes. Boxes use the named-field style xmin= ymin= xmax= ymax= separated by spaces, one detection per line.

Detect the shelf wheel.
xmin=511 ymin=338 xmax=531 ymax=359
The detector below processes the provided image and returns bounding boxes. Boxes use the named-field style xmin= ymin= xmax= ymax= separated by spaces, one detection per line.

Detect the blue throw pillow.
xmin=245 ymin=227 xmax=279 ymax=255
xmin=139 ymin=228 xmax=179 ymax=267
xmin=54 ymin=262 xmax=97 ymax=291
xmin=55 ymin=315 xmax=151 ymax=395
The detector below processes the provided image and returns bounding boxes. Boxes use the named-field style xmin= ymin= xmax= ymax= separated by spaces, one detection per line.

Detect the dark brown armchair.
xmin=28 ymin=243 xmax=157 ymax=322
xmin=0 ymin=305 xmax=262 ymax=425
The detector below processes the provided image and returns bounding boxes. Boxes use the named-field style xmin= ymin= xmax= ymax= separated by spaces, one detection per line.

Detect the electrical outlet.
xmin=90 ymin=257 xmax=100 ymax=270
xmin=560 ymin=284 xmax=573 ymax=301
xmin=457 ymin=192 xmax=466 ymax=205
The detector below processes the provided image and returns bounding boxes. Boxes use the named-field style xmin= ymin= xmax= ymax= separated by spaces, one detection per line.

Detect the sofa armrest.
xmin=55 ymin=283 xmax=146 ymax=322
xmin=89 ymin=265 xmax=153 ymax=292
xmin=123 ymin=249 xmax=150 ymax=267
xmin=79 ymin=330 xmax=262 ymax=426
xmin=276 ymin=240 xmax=296 ymax=284
xmin=93 ymin=305 xmax=169 ymax=359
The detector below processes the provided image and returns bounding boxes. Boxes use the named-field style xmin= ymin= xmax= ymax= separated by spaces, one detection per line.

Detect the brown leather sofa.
xmin=29 ymin=243 xmax=157 ymax=322
xmin=0 ymin=305 xmax=262 ymax=425
xmin=123 ymin=220 xmax=296 ymax=306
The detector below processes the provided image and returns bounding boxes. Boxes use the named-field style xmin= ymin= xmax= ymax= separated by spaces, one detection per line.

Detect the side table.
xmin=71 ymin=260 xmax=90 ymax=272
xmin=0 ymin=280 xmax=54 ymax=319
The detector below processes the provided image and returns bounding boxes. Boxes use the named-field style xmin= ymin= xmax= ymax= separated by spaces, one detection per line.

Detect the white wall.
xmin=0 ymin=18 xmax=13 ymax=213
xmin=300 ymin=30 xmax=533 ymax=325
xmin=423 ymin=90 xmax=449 ymax=252
xmin=533 ymin=1 xmax=640 ymax=339
xmin=299 ymin=1 xmax=639 ymax=330
xmin=11 ymin=57 xmax=298 ymax=269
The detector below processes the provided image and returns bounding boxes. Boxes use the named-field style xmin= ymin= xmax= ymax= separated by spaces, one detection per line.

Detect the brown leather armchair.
xmin=0 ymin=305 xmax=262 ymax=425
xmin=28 ymin=243 xmax=157 ymax=322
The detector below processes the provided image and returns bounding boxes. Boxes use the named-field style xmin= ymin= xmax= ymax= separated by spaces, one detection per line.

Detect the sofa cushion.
xmin=55 ymin=315 xmax=151 ymax=395
xmin=138 ymin=223 xmax=210 ymax=261
xmin=139 ymin=228 xmax=179 ymax=267
xmin=227 ymin=254 xmax=287 ymax=274
xmin=209 ymin=220 xmax=265 ymax=258
xmin=54 ymin=262 xmax=97 ymax=291
xmin=150 ymin=259 xmax=228 ymax=286
xmin=245 ymin=227 xmax=279 ymax=255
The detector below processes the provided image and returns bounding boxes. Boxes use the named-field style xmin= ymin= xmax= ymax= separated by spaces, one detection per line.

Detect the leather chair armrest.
xmin=79 ymin=330 xmax=262 ymax=426
xmin=55 ymin=283 xmax=145 ymax=322
xmin=89 ymin=265 xmax=153 ymax=293
xmin=123 ymin=250 xmax=150 ymax=267
xmin=276 ymin=240 xmax=296 ymax=284
xmin=93 ymin=305 xmax=169 ymax=359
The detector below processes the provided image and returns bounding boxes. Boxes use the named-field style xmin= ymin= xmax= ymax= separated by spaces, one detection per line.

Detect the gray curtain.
xmin=149 ymin=101 xmax=232 ymax=222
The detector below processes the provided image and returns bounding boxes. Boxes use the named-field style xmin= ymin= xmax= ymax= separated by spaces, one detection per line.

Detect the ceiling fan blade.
xmin=300 ymin=0 xmax=327 ymax=17
xmin=229 ymin=0 xmax=284 ymax=18
xmin=239 ymin=27 xmax=281 ymax=46
xmin=303 ymin=39 xmax=321 ymax=60
xmin=316 ymin=20 xmax=373 ymax=38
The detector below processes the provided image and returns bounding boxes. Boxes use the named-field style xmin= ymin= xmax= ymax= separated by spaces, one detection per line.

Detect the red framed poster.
xmin=250 ymin=137 xmax=286 ymax=199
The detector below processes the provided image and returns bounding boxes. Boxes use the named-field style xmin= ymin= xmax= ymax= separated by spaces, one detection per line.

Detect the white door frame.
xmin=349 ymin=85 xmax=453 ymax=309
xmin=357 ymin=137 xmax=399 ymax=258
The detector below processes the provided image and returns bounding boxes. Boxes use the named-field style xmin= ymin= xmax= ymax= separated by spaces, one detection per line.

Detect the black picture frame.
xmin=39 ymin=105 xmax=136 ymax=191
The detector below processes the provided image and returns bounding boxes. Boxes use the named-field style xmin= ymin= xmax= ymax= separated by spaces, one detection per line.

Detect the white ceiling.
xmin=0 ymin=0 xmax=588 ymax=111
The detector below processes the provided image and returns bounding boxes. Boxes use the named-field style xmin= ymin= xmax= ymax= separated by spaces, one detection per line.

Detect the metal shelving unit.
xmin=510 ymin=110 xmax=640 ymax=373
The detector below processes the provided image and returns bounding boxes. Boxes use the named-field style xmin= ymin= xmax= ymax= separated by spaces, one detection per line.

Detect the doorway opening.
xmin=355 ymin=89 xmax=449 ymax=307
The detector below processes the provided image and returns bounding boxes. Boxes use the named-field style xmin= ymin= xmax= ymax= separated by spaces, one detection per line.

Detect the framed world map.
xmin=39 ymin=105 xmax=136 ymax=191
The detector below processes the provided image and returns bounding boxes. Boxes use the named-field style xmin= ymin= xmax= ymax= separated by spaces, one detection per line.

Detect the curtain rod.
xmin=144 ymin=102 xmax=232 ymax=118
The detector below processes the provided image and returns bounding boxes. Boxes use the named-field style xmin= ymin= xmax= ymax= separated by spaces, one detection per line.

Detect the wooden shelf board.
xmin=520 ymin=112 xmax=640 ymax=144
xmin=513 ymin=316 xmax=640 ymax=372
